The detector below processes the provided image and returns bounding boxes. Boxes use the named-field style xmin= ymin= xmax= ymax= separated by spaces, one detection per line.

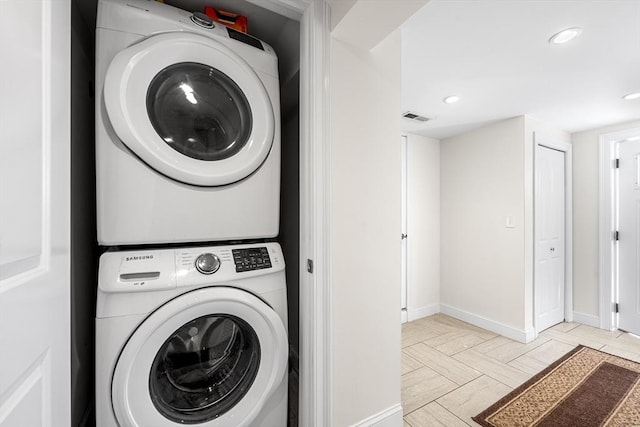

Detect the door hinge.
xmin=614 ymin=302 xmax=619 ymax=313
xmin=614 ymin=231 xmax=620 ymax=241
xmin=306 ymin=259 xmax=314 ymax=274
xmin=615 ymin=158 xmax=620 ymax=169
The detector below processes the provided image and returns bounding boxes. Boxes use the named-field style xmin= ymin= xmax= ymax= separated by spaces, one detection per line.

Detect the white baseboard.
xmin=573 ymin=311 xmax=600 ymax=328
xmin=440 ymin=304 xmax=532 ymax=343
xmin=407 ymin=304 xmax=440 ymax=322
xmin=401 ymin=309 xmax=408 ymax=324
xmin=350 ymin=404 xmax=403 ymax=427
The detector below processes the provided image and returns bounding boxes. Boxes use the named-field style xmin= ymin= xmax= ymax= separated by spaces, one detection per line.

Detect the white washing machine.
xmin=96 ymin=242 xmax=288 ymax=427
xmin=96 ymin=0 xmax=281 ymax=245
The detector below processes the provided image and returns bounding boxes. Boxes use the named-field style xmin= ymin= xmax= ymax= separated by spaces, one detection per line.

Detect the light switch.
xmin=505 ymin=216 xmax=515 ymax=229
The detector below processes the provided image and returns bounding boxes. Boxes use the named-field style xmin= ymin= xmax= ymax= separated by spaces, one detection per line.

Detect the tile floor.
xmin=401 ymin=314 xmax=640 ymax=427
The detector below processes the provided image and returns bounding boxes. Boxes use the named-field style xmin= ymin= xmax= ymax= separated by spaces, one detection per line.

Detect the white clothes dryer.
xmin=96 ymin=242 xmax=288 ymax=427
xmin=96 ymin=0 xmax=281 ymax=245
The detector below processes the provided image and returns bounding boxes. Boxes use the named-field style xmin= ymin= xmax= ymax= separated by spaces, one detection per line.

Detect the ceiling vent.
xmin=402 ymin=111 xmax=432 ymax=122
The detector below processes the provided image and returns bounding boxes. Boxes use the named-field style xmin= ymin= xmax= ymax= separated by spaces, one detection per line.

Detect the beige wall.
xmin=329 ymin=30 xmax=402 ymax=426
xmin=571 ymin=119 xmax=640 ymax=318
xmin=440 ymin=116 xmax=571 ymax=339
xmin=406 ymin=133 xmax=440 ymax=318
xmin=440 ymin=117 xmax=528 ymax=332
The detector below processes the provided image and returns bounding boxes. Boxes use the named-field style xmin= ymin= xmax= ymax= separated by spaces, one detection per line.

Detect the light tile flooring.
xmin=401 ymin=314 xmax=640 ymax=427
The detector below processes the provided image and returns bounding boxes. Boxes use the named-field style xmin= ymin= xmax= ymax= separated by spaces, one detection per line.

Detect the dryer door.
xmin=111 ymin=287 xmax=288 ymax=427
xmin=104 ymin=32 xmax=275 ymax=186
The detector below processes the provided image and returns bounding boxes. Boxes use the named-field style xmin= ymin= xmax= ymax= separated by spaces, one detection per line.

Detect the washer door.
xmin=112 ymin=287 xmax=288 ymax=427
xmin=104 ymin=32 xmax=275 ymax=186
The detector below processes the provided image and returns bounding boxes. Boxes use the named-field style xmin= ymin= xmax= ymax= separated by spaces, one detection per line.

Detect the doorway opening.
xmin=599 ymin=127 xmax=640 ymax=335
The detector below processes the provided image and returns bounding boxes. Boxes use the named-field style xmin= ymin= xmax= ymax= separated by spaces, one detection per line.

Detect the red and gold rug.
xmin=473 ymin=345 xmax=640 ymax=427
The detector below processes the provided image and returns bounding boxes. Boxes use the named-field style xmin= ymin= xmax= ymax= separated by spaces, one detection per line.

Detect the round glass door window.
xmin=149 ymin=314 xmax=261 ymax=424
xmin=146 ymin=62 xmax=253 ymax=162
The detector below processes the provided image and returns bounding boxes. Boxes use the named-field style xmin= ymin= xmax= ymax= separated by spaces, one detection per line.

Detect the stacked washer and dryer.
xmin=94 ymin=1 xmax=289 ymax=426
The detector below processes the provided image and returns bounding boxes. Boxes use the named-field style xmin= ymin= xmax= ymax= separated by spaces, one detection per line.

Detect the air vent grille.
xmin=402 ymin=111 xmax=432 ymax=122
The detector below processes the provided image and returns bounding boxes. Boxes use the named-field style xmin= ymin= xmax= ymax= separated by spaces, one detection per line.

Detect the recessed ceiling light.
xmin=549 ymin=27 xmax=582 ymax=44
xmin=443 ymin=95 xmax=460 ymax=104
xmin=622 ymin=91 xmax=640 ymax=100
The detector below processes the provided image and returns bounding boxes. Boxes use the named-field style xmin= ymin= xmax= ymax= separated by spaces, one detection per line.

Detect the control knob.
xmin=195 ymin=253 xmax=221 ymax=275
xmin=190 ymin=12 xmax=214 ymax=28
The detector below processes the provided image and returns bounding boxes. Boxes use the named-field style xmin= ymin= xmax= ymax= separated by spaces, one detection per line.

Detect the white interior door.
xmin=401 ymin=135 xmax=408 ymax=319
xmin=535 ymin=145 xmax=566 ymax=332
xmin=0 ymin=1 xmax=71 ymax=426
xmin=617 ymin=139 xmax=640 ymax=335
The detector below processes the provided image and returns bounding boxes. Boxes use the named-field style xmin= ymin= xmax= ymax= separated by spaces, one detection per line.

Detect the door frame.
xmin=599 ymin=127 xmax=640 ymax=330
xmin=533 ymin=134 xmax=573 ymax=334
xmin=400 ymin=135 xmax=408 ymax=323
xmin=249 ymin=0 xmax=331 ymax=425
xmin=299 ymin=1 xmax=332 ymax=425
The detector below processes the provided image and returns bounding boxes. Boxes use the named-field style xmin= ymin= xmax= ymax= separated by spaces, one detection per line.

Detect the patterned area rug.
xmin=473 ymin=345 xmax=640 ymax=427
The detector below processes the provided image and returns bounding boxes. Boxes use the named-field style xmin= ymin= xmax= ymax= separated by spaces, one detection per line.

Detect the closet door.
xmin=0 ymin=1 xmax=71 ymax=426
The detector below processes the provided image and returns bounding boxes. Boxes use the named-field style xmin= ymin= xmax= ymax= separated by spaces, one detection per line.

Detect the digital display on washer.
xmin=232 ymin=247 xmax=271 ymax=272
xmin=227 ymin=27 xmax=264 ymax=50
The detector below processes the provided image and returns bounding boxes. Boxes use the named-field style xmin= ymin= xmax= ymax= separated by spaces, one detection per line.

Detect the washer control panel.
xmin=232 ymin=247 xmax=271 ymax=272
xmin=99 ymin=242 xmax=285 ymax=293
xmin=174 ymin=242 xmax=284 ymax=288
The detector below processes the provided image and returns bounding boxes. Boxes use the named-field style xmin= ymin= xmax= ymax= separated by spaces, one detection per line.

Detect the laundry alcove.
xmin=71 ymin=0 xmax=303 ymax=424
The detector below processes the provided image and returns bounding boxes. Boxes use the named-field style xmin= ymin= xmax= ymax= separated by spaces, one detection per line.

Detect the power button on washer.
xmin=195 ymin=253 xmax=221 ymax=275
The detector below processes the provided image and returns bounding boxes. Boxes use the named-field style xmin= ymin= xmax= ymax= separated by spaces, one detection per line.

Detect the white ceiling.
xmin=401 ymin=0 xmax=640 ymax=140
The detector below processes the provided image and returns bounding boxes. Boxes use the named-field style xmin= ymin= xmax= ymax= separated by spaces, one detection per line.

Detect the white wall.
xmin=329 ymin=28 xmax=403 ymax=427
xmin=328 ymin=1 xmax=431 ymax=424
xmin=440 ymin=117 xmax=528 ymax=334
xmin=406 ymin=133 xmax=440 ymax=319
xmin=327 ymin=0 xmax=358 ymax=29
xmin=571 ymin=119 xmax=640 ymax=318
xmin=330 ymin=0 xmax=427 ymax=50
